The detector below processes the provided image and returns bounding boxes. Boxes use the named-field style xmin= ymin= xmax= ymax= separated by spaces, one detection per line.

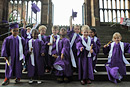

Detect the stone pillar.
xmin=94 ymin=0 xmax=100 ymax=26
xmin=41 ymin=0 xmax=49 ymax=25
xmin=84 ymin=0 xmax=100 ymax=26
xmin=0 ymin=0 xmax=8 ymax=21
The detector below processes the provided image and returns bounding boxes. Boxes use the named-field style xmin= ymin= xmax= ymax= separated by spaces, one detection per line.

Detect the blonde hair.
xmin=81 ymin=25 xmax=90 ymax=32
xmin=38 ymin=25 xmax=47 ymax=31
xmin=52 ymin=25 xmax=59 ymax=30
xmin=112 ymin=32 xmax=122 ymax=41
xmin=27 ymin=27 xmax=31 ymax=30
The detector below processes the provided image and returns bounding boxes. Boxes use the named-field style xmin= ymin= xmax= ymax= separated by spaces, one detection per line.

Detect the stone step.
xmin=0 ymin=62 xmax=130 ymax=72
xmin=0 ymin=69 xmax=130 ymax=81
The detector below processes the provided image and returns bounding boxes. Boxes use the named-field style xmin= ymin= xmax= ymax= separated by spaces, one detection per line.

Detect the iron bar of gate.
xmin=107 ymin=0 xmax=109 ymax=22
xmin=115 ymin=0 xmax=117 ymax=22
xmin=111 ymin=0 xmax=113 ymax=22
xmin=129 ymin=0 xmax=130 ymax=18
xmin=123 ymin=0 xmax=126 ymax=17
xmin=31 ymin=1 xmax=33 ymax=23
xmin=17 ymin=0 xmax=18 ymax=21
xmin=21 ymin=0 xmax=23 ymax=23
xmin=36 ymin=1 xmax=38 ymax=23
xmin=102 ymin=0 xmax=105 ymax=22
xmin=26 ymin=1 xmax=28 ymax=22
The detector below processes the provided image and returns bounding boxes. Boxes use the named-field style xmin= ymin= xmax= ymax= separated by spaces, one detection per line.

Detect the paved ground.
xmin=0 ymin=79 xmax=130 ymax=87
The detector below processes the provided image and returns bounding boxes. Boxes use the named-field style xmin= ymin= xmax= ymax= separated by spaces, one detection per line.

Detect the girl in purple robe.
xmin=103 ymin=32 xmax=130 ymax=83
xmin=38 ymin=25 xmax=49 ymax=73
xmin=47 ymin=26 xmax=60 ymax=73
xmin=67 ymin=16 xmax=80 ymax=72
xmin=25 ymin=29 xmax=45 ymax=84
xmin=53 ymin=27 xmax=72 ymax=83
xmin=89 ymin=28 xmax=101 ymax=73
xmin=76 ymin=25 xmax=96 ymax=85
xmin=1 ymin=23 xmax=25 ymax=85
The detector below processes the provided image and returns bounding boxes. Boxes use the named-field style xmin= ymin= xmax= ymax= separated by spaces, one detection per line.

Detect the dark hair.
xmin=90 ymin=28 xmax=97 ymax=37
xmin=32 ymin=29 xmax=39 ymax=35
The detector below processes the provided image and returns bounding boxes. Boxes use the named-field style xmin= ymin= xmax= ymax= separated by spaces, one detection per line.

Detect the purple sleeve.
xmin=103 ymin=44 xmax=111 ymax=55
xmin=67 ymin=28 xmax=75 ymax=38
xmin=51 ymin=42 xmax=57 ymax=55
xmin=76 ymin=37 xmax=83 ymax=56
xmin=61 ymin=39 xmax=70 ymax=57
xmin=124 ymin=43 xmax=130 ymax=53
xmin=21 ymin=28 xmax=27 ymax=39
xmin=91 ymin=40 xmax=97 ymax=57
xmin=22 ymin=37 xmax=26 ymax=55
xmin=24 ymin=41 xmax=29 ymax=57
xmin=96 ymin=38 xmax=101 ymax=54
xmin=40 ymin=40 xmax=46 ymax=54
xmin=1 ymin=38 xmax=9 ymax=57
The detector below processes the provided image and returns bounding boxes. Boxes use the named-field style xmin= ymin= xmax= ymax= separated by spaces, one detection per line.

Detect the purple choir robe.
xmin=1 ymin=35 xmax=25 ymax=78
xmin=103 ymin=42 xmax=130 ymax=82
xmin=91 ymin=37 xmax=101 ymax=70
xmin=39 ymin=35 xmax=49 ymax=68
xmin=76 ymin=36 xmax=96 ymax=80
xmin=25 ymin=39 xmax=45 ymax=77
xmin=47 ymin=35 xmax=60 ymax=67
xmin=53 ymin=38 xmax=72 ymax=77
xmin=67 ymin=28 xmax=80 ymax=66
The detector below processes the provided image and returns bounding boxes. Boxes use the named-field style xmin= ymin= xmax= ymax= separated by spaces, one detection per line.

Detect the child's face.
xmin=82 ymin=30 xmax=89 ymax=38
xmin=60 ymin=29 xmax=67 ymax=36
xmin=11 ymin=28 xmax=19 ymax=36
xmin=89 ymin=30 xmax=95 ymax=37
xmin=113 ymin=36 xmax=121 ymax=43
xmin=27 ymin=29 xmax=31 ymax=33
xmin=52 ymin=29 xmax=58 ymax=35
xmin=40 ymin=29 xmax=46 ymax=35
xmin=74 ymin=27 xmax=80 ymax=34
xmin=32 ymin=31 xmax=38 ymax=39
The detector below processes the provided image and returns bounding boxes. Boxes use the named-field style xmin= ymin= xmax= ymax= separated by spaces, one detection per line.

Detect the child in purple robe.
xmin=38 ymin=25 xmax=49 ymax=73
xmin=76 ymin=25 xmax=96 ymax=85
xmin=89 ymin=28 xmax=101 ymax=73
xmin=67 ymin=16 xmax=81 ymax=72
xmin=25 ymin=29 xmax=45 ymax=84
xmin=53 ymin=27 xmax=72 ymax=83
xmin=47 ymin=25 xmax=60 ymax=72
xmin=103 ymin=32 xmax=130 ymax=83
xmin=21 ymin=27 xmax=32 ymax=72
xmin=1 ymin=23 xmax=25 ymax=85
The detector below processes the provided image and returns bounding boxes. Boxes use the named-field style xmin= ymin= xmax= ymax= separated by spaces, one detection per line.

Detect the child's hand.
xmin=61 ymin=53 xmax=64 ymax=60
xmin=80 ymin=47 xmax=84 ymax=52
xmin=104 ymin=45 xmax=107 ymax=48
xmin=90 ymin=49 xmax=93 ymax=53
xmin=41 ymin=53 xmax=45 ymax=56
xmin=52 ymin=54 xmax=58 ymax=58
xmin=48 ymin=43 xmax=52 ymax=46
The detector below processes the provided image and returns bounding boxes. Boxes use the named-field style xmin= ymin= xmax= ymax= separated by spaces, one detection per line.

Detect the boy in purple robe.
xmin=20 ymin=20 xmax=32 ymax=72
xmin=47 ymin=26 xmax=60 ymax=73
xmin=53 ymin=27 xmax=72 ymax=83
xmin=38 ymin=25 xmax=49 ymax=73
xmin=67 ymin=16 xmax=80 ymax=72
xmin=89 ymin=28 xmax=101 ymax=73
xmin=76 ymin=25 xmax=96 ymax=85
xmin=103 ymin=32 xmax=130 ymax=83
xmin=1 ymin=22 xmax=25 ymax=85
xmin=25 ymin=29 xmax=45 ymax=84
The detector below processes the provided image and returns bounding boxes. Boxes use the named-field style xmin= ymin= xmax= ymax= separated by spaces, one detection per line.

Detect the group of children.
xmin=1 ymin=16 xmax=130 ymax=85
